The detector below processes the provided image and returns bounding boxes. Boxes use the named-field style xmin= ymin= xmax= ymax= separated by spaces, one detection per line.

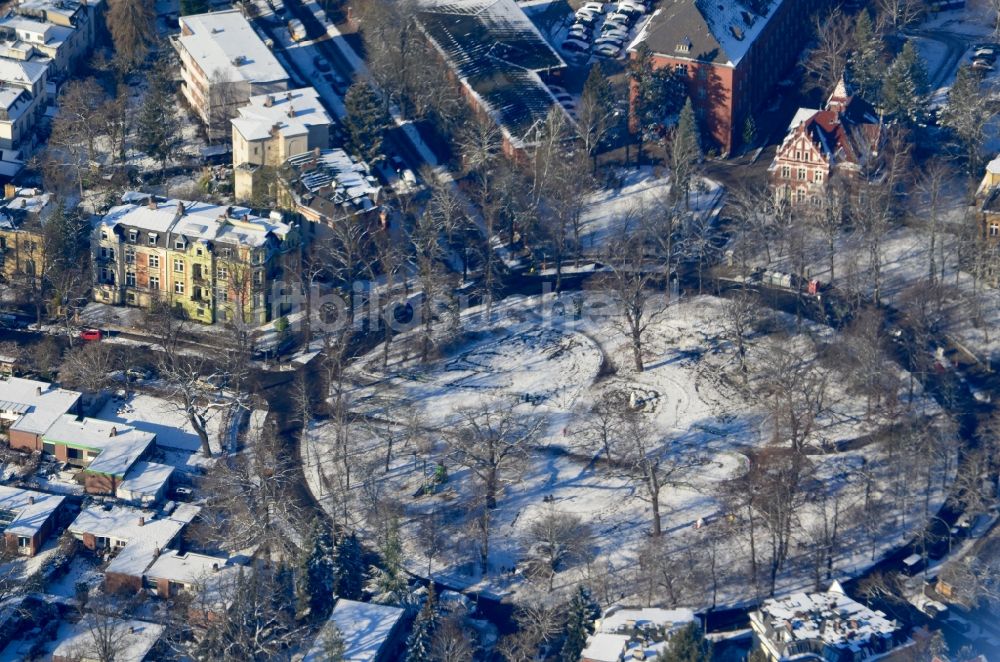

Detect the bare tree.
xmin=801 ymin=8 xmax=853 ymax=96
xmin=106 ymin=0 xmax=156 ymax=72
xmin=598 ymin=217 xmax=669 ymax=372
xmin=618 ymin=412 xmax=698 ymax=537
xmin=720 ymin=289 xmax=758 ymax=380
xmin=523 ymin=505 xmax=594 ymax=590
xmin=756 ymin=338 xmax=829 ymax=453
xmin=431 ymin=615 xmax=476 ymax=662
xmin=446 ymin=401 xmax=541 ymax=511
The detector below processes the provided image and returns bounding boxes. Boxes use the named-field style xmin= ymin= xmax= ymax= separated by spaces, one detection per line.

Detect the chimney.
xmin=212 ymin=562 xmax=219 ymax=572
xmin=27 ymin=495 xmax=34 ymax=505
xmin=110 ymin=426 xmax=117 ymax=437
xmin=147 ymin=197 xmax=157 ymax=210
xmin=3 ymin=182 xmax=15 ymax=199
xmin=176 ymin=202 xmax=186 ymax=217
xmin=138 ymin=516 xmax=145 ymax=527
xmin=286 ymin=105 xmax=295 ymax=118
xmin=226 ymin=206 xmax=235 ymax=219
xmin=285 ymin=91 xmax=292 ymax=101
xmin=128 ymin=626 xmax=135 ymax=634
xmin=264 ymin=94 xmax=273 ymax=107
xmin=313 ymin=146 xmax=321 ymax=157
xmin=35 ymin=386 xmax=41 ymax=396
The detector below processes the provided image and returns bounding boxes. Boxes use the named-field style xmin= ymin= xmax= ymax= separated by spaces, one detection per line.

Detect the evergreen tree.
xmin=366 ymin=518 xmax=409 ymax=605
xmin=848 ymin=10 xmax=883 ymax=102
xmin=670 ymin=98 xmax=702 ymax=208
xmin=881 ymin=40 xmax=929 ymax=126
xmin=180 ymin=0 xmax=209 ymax=15
xmin=343 ymin=82 xmax=390 ymax=164
xmin=742 ymin=114 xmax=757 ymax=150
xmin=579 ymin=62 xmax=617 ymax=168
xmin=559 ymin=587 xmax=596 ymax=662
xmin=405 ymin=584 xmax=438 ymax=662
xmin=319 ymin=623 xmax=347 ymax=661
xmin=298 ymin=517 xmax=337 ymax=619
xmin=657 ymin=622 xmax=712 ymax=662
xmin=333 ymin=532 xmax=365 ymax=600
xmin=135 ymin=55 xmax=181 ymax=177
xmin=941 ymin=64 xmax=991 ymax=174
xmin=629 ymin=43 xmax=687 ymax=161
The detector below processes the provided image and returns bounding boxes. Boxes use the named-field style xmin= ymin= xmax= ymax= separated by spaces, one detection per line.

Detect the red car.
xmin=79 ymin=329 xmax=102 ymax=342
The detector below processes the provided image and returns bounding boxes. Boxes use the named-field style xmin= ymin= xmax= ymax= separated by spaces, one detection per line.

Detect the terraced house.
xmin=92 ymin=195 xmax=300 ymax=325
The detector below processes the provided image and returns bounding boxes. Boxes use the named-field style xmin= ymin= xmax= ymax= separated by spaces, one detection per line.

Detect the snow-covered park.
xmin=302 ymin=289 xmax=955 ymax=608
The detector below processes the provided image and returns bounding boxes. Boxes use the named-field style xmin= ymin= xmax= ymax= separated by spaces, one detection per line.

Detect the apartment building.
xmin=0 ymin=184 xmax=52 ymax=281
xmin=4 ymin=0 xmax=100 ymax=77
xmin=768 ymin=79 xmax=883 ymax=205
xmin=231 ymin=87 xmax=332 ymax=200
xmin=174 ymin=10 xmax=290 ymax=135
xmin=629 ymin=0 xmax=829 ymax=153
xmin=92 ymin=195 xmax=300 ymax=325
xmin=0 ymin=57 xmax=47 ymax=153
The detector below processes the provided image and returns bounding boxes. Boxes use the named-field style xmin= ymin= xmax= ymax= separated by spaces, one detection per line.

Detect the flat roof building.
xmin=174 ymin=10 xmax=291 ymax=134
xmin=304 ymin=599 xmax=407 ymax=662
xmin=0 ymin=376 xmax=81 ymax=451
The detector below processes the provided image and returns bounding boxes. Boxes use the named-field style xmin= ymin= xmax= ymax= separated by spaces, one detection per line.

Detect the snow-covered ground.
xmin=303 ymin=292 xmax=952 ymax=607
xmin=579 ymin=167 xmax=723 ymax=252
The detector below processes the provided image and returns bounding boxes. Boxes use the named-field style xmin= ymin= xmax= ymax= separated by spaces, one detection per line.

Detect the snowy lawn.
xmin=303 ymin=293 xmax=952 ymax=608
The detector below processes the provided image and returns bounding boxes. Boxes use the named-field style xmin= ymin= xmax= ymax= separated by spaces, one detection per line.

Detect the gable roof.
xmin=44 ymin=414 xmax=156 ymax=478
xmin=630 ymin=0 xmax=786 ymax=67
xmin=0 ymin=376 xmax=80 ymax=436
xmin=0 ymin=485 xmax=63 ymax=538
xmin=304 ymin=599 xmax=405 ymax=662
xmin=415 ymin=0 xmax=567 ymax=148
xmin=775 ymin=92 xmax=881 ymax=170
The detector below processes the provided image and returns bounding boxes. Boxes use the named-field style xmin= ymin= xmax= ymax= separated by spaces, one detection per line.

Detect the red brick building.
xmin=0 ymin=485 xmax=64 ymax=556
xmin=629 ymin=0 xmax=829 ymax=153
xmin=768 ymin=80 xmax=883 ymax=205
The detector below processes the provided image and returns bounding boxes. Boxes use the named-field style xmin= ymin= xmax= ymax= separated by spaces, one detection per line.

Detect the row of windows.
xmin=778 ymin=165 xmax=824 ymax=183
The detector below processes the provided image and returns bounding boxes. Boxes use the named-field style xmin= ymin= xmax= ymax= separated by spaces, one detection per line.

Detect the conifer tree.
xmin=848 ymin=10 xmax=883 ymax=102
xmin=941 ymin=63 xmax=991 ymax=174
xmin=366 ymin=519 xmax=409 ymax=605
xmin=629 ymin=43 xmax=687 ymax=162
xmin=333 ymin=532 xmax=365 ymax=600
xmin=298 ymin=517 xmax=337 ymax=619
xmin=405 ymin=584 xmax=438 ymax=662
xmin=579 ymin=62 xmax=617 ymax=169
xmin=135 ymin=55 xmax=181 ymax=177
xmin=559 ymin=587 xmax=596 ymax=662
xmin=343 ymin=82 xmax=390 ymax=164
xmin=670 ymin=98 xmax=702 ymax=208
xmin=657 ymin=622 xmax=712 ymax=662
xmin=882 ymin=40 xmax=929 ymax=126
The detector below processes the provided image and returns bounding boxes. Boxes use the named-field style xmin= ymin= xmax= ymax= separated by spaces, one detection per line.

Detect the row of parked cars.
xmin=562 ymin=0 xmax=649 ymax=59
xmin=971 ymin=42 xmax=997 ymax=73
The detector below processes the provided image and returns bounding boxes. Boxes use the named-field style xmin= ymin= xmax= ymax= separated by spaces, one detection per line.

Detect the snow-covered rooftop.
xmin=0 ymin=376 xmax=80 ymax=436
xmin=630 ymin=0 xmax=786 ymax=67
xmin=0 ymin=56 xmax=46 ymax=86
xmin=232 ymin=87 xmax=332 ymax=142
xmin=0 ymin=484 xmax=63 ymax=538
xmin=52 ymin=617 xmax=164 ymax=662
xmin=100 ymin=198 xmax=294 ymax=249
xmin=178 ymin=10 xmax=289 ymax=85
xmin=286 ymin=148 xmax=381 ymax=216
xmin=44 ymin=414 xmax=155 ymax=477
xmin=754 ymin=584 xmax=898 ymax=653
xmin=304 ymin=599 xmax=405 ymax=662
xmin=581 ymin=633 xmax=630 ymax=662
xmin=117 ymin=461 xmax=174 ymax=501
xmin=144 ymin=549 xmax=230 ymax=585
xmin=987 ymin=154 xmax=1000 ymax=176
xmin=69 ymin=503 xmax=201 ymax=577
xmin=415 ymin=0 xmax=567 ymax=147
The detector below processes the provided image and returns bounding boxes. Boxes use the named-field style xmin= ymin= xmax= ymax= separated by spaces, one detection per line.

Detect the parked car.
xmin=594 ymin=43 xmax=621 ymax=57
xmin=125 ymin=367 xmax=153 ymax=381
xmin=579 ymin=2 xmax=605 ymax=12
xmin=562 ymin=38 xmax=590 ymax=53
xmin=575 ymin=11 xmax=599 ymax=26
xmin=600 ymin=28 xmax=629 ymax=41
xmin=972 ymin=58 xmax=995 ymax=71
xmin=607 ymin=11 xmax=635 ymax=24
xmin=974 ymin=47 xmax=996 ymax=59
xmin=594 ymin=35 xmax=625 ymax=48
xmin=80 ymin=329 xmax=103 ymax=342
xmin=567 ymin=27 xmax=590 ymax=41
xmin=603 ymin=15 xmax=630 ymax=30
xmin=617 ymin=2 xmax=646 ymax=14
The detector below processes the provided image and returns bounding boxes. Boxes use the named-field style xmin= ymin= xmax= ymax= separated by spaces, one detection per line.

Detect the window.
xmin=149 ymin=276 xmax=160 ymax=290
xmin=125 ymin=248 xmax=135 ymax=264
xmin=991 ymin=223 xmax=999 ymax=237
xmin=17 ymin=536 xmax=28 ymax=549
xmin=100 ymin=268 xmax=114 ymax=284
xmin=174 ymin=281 xmax=185 ymax=294
xmin=42 ymin=442 xmax=54 ymax=454
xmin=67 ymin=447 xmax=81 ymax=459
xmin=196 ymin=247 xmax=203 ymax=257
xmin=126 ymin=292 xmax=136 ymax=304
xmin=217 ymin=266 xmax=228 ymax=280
xmin=220 ymin=248 xmax=232 ymax=258
xmin=795 ymin=151 xmax=801 ymax=160
xmin=125 ymin=272 xmax=135 ymax=287
xmin=174 ymin=238 xmax=186 ymax=250
xmin=173 ymin=258 xmax=184 ymax=273
xmin=95 ymin=536 xmax=108 ymax=548
xmin=804 ymin=152 xmax=810 ymax=162
xmin=148 ymin=255 xmax=159 ymax=269
xmin=814 ymin=172 xmax=824 ymax=183
xmin=217 ymin=286 xmax=229 ymax=302
xmin=796 ymin=189 xmax=806 ymax=203
xmin=781 ymin=166 xmax=790 ymax=179
xmin=129 ymin=230 xmax=137 ymax=243
xmin=100 ymin=247 xmax=113 ymax=259
xmin=100 ymin=230 xmax=108 ymax=240
xmin=148 ymin=233 xmax=157 ymax=246
xmin=253 ymin=270 xmax=263 ymax=285
xmin=797 ymin=168 xmax=806 ymax=181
